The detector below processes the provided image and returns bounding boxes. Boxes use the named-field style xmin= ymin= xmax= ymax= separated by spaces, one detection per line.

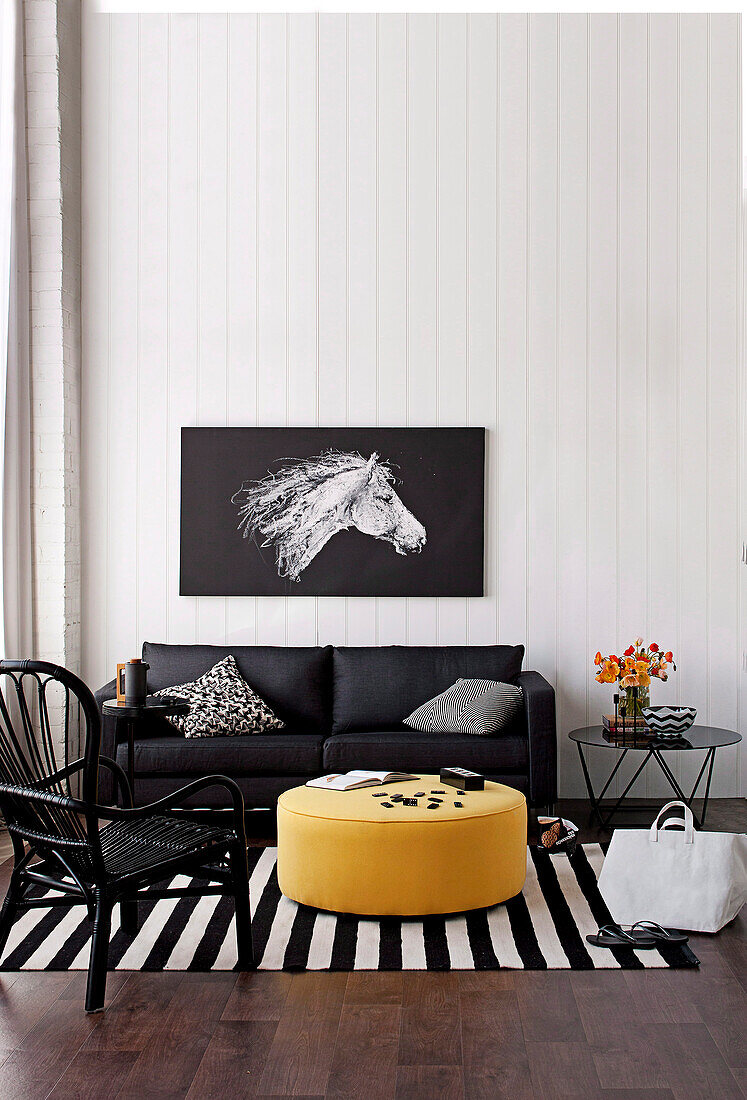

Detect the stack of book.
xmin=602 ymin=714 xmax=653 ymax=742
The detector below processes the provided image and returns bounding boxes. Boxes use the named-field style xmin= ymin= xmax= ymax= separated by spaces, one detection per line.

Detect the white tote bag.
xmin=598 ymin=801 xmax=747 ymax=933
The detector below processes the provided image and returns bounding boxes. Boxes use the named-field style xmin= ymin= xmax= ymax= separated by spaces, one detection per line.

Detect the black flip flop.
xmin=586 ymin=923 xmax=657 ymax=949
xmin=630 ymin=921 xmax=689 ymax=946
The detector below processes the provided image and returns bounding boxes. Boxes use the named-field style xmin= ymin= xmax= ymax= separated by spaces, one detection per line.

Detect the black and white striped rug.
xmin=0 ymin=845 xmax=698 ymax=972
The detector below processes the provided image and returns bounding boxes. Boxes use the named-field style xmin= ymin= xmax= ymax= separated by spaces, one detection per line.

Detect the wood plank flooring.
xmin=0 ymin=798 xmax=744 ymax=1099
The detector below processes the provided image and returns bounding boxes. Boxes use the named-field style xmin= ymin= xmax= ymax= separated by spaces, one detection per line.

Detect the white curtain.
xmin=0 ymin=0 xmax=33 ymax=660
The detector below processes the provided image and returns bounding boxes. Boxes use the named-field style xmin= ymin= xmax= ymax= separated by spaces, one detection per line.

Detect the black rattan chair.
xmin=0 ymin=660 xmax=254 ymax=1011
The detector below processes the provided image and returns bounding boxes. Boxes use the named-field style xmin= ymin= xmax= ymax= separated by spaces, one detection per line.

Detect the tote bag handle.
xmin=649 ymin=800 xmax=695 ymax=845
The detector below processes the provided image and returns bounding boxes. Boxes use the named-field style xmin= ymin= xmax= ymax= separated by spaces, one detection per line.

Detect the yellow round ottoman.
xmin=276 ymin=776 xmax=527 ymax=916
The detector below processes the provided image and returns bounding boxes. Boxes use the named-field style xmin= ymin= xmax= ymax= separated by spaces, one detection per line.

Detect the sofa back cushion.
xmin=332 ymin=645 xmax=525 ymax=734
xmin=143 ymin=643 xmax=332 ymax=735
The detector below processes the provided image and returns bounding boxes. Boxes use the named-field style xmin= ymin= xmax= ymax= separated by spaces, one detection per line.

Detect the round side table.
xmin=569 ymin=724 xmax=741 ymax=830
xmin=102 ymin=697 xmax=189 ymax=803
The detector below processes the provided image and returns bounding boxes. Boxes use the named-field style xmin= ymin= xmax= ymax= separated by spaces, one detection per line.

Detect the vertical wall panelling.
xmin=346 ymin=14 xmax=378 ymax=646
xmin=317 ymin=14 xmax=348 ymax=430
xmin=196 ymin=15 xmax=229 ymax=645
xmin=256 ymin=15 xmax=288 ymax=645
xmin=316 ymin=13 xmax=348 ymax=645
xmin=646 ymin=16 xmax=680 ymax=797
xmin=466 ymin=15 xmax=498 ymax=647
xmin=707 ymin=15 xmax=741 ymax=793
xmin=82 ymin=12 xmax=744 ymax=796
xmin=376 ymin=14 xmax=408 ymax=645
xmin=527 ymin=15 xmax=558 ymax=703
xmin=586 ymin=16 xmax=619 ymax=791
xmin=106 ymin=18 xmax=139 ymax=670
xmin=226 ymin=14 xmax=258 ymax=646
xmin=286 ymin=14 xmax=318 ymax=647
xmin=436 ymin=14 xmax=468 ymax=644
xmin=496 ymin=15 xmax=528 ymax=656
xmin=614 ymin=15 xmax=648 ymax=796
xmin=406 ymin=14 xmax=439 ymax=646
xmin=556 ymin=14 xmax=589 ymax=797
xmin=136 ymin=17 xmax=169 ymax=652
xmin=164 ymin=15 xmax=198 ymax=647
xmin=677 ymin=15 xmax=710 ymax=795
xmin=81 ymin=12 xmax=109 ymax=680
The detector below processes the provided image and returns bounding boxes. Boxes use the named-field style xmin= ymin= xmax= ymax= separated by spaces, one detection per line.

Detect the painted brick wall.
xmin=24 ymin=0 xmax=81 ymax=752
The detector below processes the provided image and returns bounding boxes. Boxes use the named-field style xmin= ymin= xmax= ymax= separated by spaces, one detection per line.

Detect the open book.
xmin=305 ymin=770 xmax=419 ymax=791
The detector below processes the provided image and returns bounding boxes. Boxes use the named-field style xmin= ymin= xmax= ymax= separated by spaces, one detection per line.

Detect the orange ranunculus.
xmin=621 ymin=674 xmax=639 ymax=688
xmin=664 ymin=651 xmax=673 ymax=662
xmin=598 ymin=661 xmax=619 ymax=684
xmin=594 ymin=651 xmax=603 ymax=665
xmin=650 ymin=642 xmax=659 ymax=652
xmin=634 ymin=636 xmax=644 ymax=647
xmin=624 ymin=645 xmax=635 ymax=657
xmin=637 ymin=670 xmax=651 ymax=687
xmin=635 ymin=660 xmax=649 ymax=675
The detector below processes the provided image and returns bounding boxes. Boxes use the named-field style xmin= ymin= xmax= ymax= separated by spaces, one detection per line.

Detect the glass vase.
xmin=621 ymin=685 xmax=650 ymax=718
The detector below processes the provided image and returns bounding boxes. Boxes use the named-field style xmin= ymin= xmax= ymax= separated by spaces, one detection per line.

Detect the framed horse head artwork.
xmin=180 ymin=427 xmax=484 ymax=596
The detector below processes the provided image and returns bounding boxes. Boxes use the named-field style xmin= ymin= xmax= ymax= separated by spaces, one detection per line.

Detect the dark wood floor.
xmin=0 ymin=798 xmax=744 ymax=1099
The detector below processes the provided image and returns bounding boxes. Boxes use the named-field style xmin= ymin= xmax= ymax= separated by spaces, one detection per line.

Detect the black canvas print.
xmin=180 ymin=427 xmax=485 ymax=596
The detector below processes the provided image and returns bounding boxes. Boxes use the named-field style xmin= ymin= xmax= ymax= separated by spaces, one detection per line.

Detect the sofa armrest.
xmin=515 ymin=671 xmax=557 ymax=808
xmin=94 ymin=677 xmax=119 ymax=803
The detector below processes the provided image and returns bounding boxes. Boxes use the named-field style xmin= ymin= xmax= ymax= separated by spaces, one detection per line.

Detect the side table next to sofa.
xmin=102 ymin=696 xmax=189 ymax=803
xmin=570 ymin=724 xmax=741 ymax=830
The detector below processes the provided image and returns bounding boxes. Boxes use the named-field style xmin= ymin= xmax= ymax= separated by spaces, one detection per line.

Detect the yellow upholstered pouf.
xmin=276 ymin=776 xmax=527 ymax=916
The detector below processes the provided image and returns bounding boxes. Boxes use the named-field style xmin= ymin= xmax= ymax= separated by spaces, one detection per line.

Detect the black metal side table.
xmin=569 ymin=724 xmax=741 ymax=830
xmin=102 ymin=696 xmax=189 ymax=803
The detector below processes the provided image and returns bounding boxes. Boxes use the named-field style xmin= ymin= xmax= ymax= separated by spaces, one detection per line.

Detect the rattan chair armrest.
xmin=96 ymin=776 xmax=247 ymax=841
xmin=0 ymin=781 xmax=84 ymax=813
xmin=31 ymin=758 xmax=86 ymax=789
xmin=27 ymin=756 xmax=133 ymax=810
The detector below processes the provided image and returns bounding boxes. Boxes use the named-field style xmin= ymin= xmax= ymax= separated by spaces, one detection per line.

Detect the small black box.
xmin=440 ymin=767 xmax=485 ymax=791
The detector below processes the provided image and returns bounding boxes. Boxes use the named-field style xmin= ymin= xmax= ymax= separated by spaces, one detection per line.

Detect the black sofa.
xmin=95 ymin=642 xmax=556 ymax=810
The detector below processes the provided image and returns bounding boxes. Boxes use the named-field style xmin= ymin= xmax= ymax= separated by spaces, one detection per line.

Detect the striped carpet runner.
xmin=0 ymin=845 xmax=698 ymax=972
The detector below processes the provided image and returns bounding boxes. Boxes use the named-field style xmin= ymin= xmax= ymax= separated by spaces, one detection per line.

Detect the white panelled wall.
xmin=81 ymin=13 xmax=745 ymax=799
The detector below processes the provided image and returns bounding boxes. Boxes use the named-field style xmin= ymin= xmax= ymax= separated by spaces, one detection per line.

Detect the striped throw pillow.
xmin=404 ymin=679 xmax=523 ymax=737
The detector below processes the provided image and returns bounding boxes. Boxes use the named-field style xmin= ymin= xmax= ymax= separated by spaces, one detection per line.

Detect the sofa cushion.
xmin=322 ymin=727 xmax=528 ymax=774
xmin=117 ymin=732 xmax=325 ymax=777
xmin=332 ymin=645 xmax=525 ymax=734
xmin=405 ymin=679 xmax=524 ymax=736
xmin=153 ymin=655 xmax=285 ymax=738
xmin=143 ymin=642 xmax=332 ymax=735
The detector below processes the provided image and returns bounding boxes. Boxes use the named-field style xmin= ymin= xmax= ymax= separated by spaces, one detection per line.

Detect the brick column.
xmin=23 ymin=0 xmax=81 ymax=750
xmin=24 ymin=0 xmax=81 ymax=670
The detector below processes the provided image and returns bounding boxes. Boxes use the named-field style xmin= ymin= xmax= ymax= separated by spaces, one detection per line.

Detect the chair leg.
xmin=119 ymin=898 xmax=138 ymax=936
xmin=231 ymin=842 xmax=254 ymax=970
xmin=85 ymin=892 xmax=112 ymax=1013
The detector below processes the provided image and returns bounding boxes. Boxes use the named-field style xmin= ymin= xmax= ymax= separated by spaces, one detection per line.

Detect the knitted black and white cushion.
xmin=404 ymin=678 xmax=523 ymax=737
xmin=154 ymin=654 xmax=285 ymax=738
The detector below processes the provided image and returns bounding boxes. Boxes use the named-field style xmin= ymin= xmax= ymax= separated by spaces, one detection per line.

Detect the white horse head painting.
xmin=231 ymin=450 xmax=427 ymax=582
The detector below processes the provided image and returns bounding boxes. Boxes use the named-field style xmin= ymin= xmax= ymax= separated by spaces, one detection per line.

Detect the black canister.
xmin=124 ymin=658 xmax=149 ymax=706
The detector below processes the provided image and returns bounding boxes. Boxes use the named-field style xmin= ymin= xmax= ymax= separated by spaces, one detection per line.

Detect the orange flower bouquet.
xmin=594 ymin=638 xmax=676 ymax=718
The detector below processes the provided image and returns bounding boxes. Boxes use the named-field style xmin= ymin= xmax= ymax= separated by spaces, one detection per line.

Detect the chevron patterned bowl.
xmin=641 ymin=706 xmax=697 ymax=736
